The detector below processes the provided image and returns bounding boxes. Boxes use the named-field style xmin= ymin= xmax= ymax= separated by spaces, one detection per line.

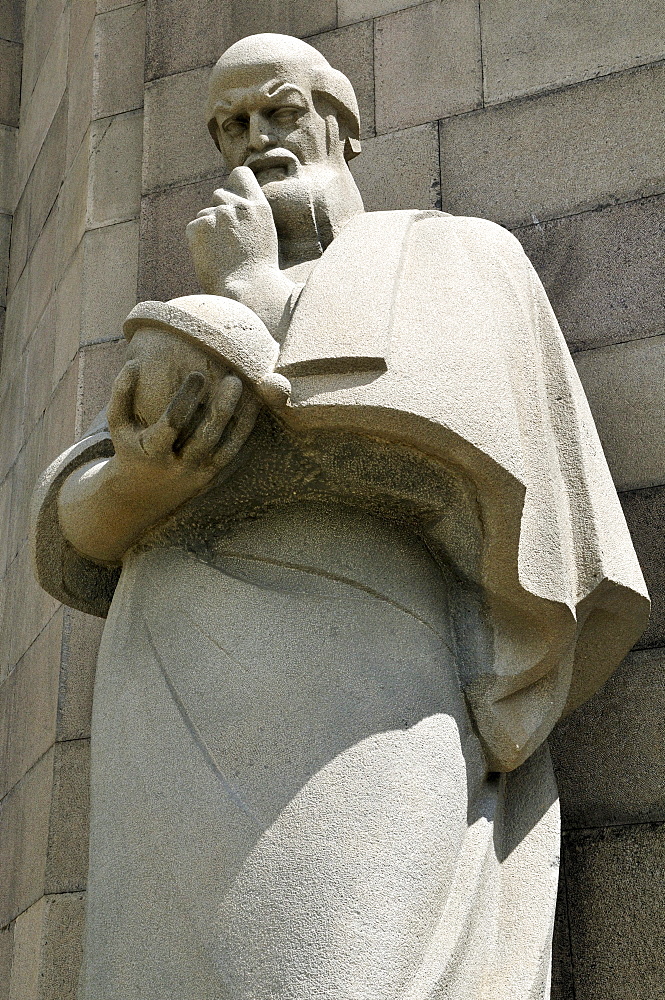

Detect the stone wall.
xmin=0 ymin=1 xmax=663 ymax=996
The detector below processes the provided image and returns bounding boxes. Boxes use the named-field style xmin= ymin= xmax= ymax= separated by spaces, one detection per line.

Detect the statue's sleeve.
xmin=30 ymin=409 xmax=120 ymax=618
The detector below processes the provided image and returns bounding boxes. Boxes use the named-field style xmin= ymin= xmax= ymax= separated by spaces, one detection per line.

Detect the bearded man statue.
xmin=31 ymin=33 xmax=648 ymax=1000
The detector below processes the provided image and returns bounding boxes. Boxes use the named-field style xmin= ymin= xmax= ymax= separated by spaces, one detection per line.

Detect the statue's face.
xmin=211 ymin=70 xmax=345 ymax=205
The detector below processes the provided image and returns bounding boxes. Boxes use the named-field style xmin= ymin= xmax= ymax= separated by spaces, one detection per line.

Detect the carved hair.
xmin=206 ymin=33 xmax=361 ymax=161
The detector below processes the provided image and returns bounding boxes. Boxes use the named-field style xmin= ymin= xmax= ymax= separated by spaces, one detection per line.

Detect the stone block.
xmin=375 ymin=0 xmax=482 ymax=132
xmin=0 ymin=566 xmax=12 ymax=681
xmin=78 ymin=337 xmax=127 ymax=431
xmin=0 ymin=609 xmax=62 ymax=799
xmin=0 ymin=40 xmax=21 ymax=128
xmin=551 ymin=646 xmax=665 ymax=828
xmin=620 ymin=485 xmax=665 ymax=650
xmin=0 ymin=750 xmax=53 ymax=926
xmin=143 ymin=68 xmax=222 ymax=193
xmin=7 ymin=543 xmax=60 ymax=670
xmin=65 ymin=20 xmax=94 ymax=169
xmin=17 ymin=6 xmax=68 ymax=194
xmin=55 ymin=133 xmax=88 ymax=278
xmin=79 ymin=219 xmax=139 ymax=344
xmin=0 ymin=362 xmax=25 ymax=481
xmin=43 ymin=354 xmax=78 ymax=469
xmin=57 ymin=609 xmax=104 ymax=741
xmin=7 ymin=893 xmax=85 ymax=1000
xmin=37 ymin=893 xmax=86 ymax=1000
xmin=94 ymin=2 xmax=146 ymax=120
xmin=7 ymin=897 xmax=45 ymax=1000
xmin=97 ymin=0 xmax=140 ymax=9
xmin=68 ymin=0 xmax=95 ymax=64
xmin=339 ymin=0 xmax=424 ymax=25
xmin=21 ymin=0 xmax=66 ymax=101
xmin=481 ymin=0 xmax=665 ymax=105
xmin=27 ymin=97 xmax=68 ymax=259
xmin=53 ymin=222 xmax=136 ymax=386
xmin=145 ymin=0 xmax=336 ymax=80
xmin=7 ymin=426 xmax=39 ymax=559
xmin=564 ymin=823 xmax=665 ymax=1000
xmin=145 ymin=0 xmax=224 ymax=80
xmin=87 ymin=110 xmax=143 ymax=228
xmin=515 ymin=195 xmax=665 ymax=353
xmin=23 ymin=300 xmax=57 ymax=434
xmin=308 ymin=19 xmax=375 ymax=138
xmin=0 ymin=0 xmax=23 ymax=43
xmin=53 ymin=244 xmax=83 ymax=389
xmin=138 ymin=178 xmax=216 ymax=301
xmin=0 ymin=922 xmax=12 ymax=1000
xmin=440 ymin=63 xmax=665 ymax=228
xmin=350 ymin=122 xmax=440 ymax=211
xmin=4 ymin=443 xmax=27 ymax=568
xmin=44 ymin=739 xmax=90 ymax=893
xmin=2 ymin=208 xmax=56 ymax=379
xmin=0 ymin=212 xmax=10 ymax=307
xmin=222 ymin=0 xmax=337 ymax=48
xmin=573 ymin=334 xmax=665 ymax=491
xmin=3 ymin=259 xmax=29 ymax=377
xmin=24 ymin=203 xmax=58 ymax=338
xmin=0 ymin=123 xmax=16 ymax=214
xmin=0 ymin=469 xmax=11 ymax=578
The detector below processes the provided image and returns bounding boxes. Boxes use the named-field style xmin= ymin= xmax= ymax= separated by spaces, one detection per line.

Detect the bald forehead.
xmin=210 ymin=58 xmax=320 ymax=104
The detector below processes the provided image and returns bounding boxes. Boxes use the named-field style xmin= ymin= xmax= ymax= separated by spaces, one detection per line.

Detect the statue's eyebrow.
xmin=212 ymin=83 xmax=308 ymax=119
xmin=264 ymin=82 xmax=308 ymax=102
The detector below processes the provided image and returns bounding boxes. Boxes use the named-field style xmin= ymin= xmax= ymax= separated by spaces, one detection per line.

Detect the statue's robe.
xmin=32 ymin=211 xmax=648 ymax=1000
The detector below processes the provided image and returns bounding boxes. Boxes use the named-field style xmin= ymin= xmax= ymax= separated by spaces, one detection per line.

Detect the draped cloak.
xmin=31 ymin=210 xmax=649 ymax=1000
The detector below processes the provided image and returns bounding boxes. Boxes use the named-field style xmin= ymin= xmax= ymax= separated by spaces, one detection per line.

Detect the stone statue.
xmin=31 ymin=33 xmax=648 ymax=1000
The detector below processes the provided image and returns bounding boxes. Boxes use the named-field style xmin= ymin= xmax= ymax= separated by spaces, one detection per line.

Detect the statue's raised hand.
xmin=186 ymin=166 xmax=279 ymax=295
xmin=186 ymin=167 xmax=296 ymax=339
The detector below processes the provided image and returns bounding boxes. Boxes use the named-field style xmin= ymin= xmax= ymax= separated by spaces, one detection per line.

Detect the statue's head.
xmin=207 ymin=34 xmax=363 ymax=243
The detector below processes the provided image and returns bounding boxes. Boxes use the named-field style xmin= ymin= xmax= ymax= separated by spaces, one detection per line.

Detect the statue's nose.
xmin=247 ymin=114 xmax=271 ymax=152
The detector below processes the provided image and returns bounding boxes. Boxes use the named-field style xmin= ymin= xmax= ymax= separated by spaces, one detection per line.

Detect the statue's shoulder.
xmin=442 ymin=213 xmax=527 ymax=253
xmin=356 ymin=209 xmax=529 ymax=263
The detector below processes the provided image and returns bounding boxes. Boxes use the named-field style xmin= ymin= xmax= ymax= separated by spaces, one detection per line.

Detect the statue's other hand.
xmin=56 ymin=366 xmax=260 ymax=565
xmin=107 ymin=361 xmax=259 ymax=509
xmin=186 ymin=166 xmax=280 ymax=295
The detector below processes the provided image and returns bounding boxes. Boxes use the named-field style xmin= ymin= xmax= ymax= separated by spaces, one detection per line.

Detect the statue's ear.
xmin=314 ymin=92 xmax=361 ymax=161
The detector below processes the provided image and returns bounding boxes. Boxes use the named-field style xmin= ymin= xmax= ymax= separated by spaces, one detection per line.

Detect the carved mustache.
xmin=243 ymin=149 xmax=300 ymax=177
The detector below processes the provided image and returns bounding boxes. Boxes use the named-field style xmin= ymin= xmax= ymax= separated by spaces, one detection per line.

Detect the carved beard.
xmin=260 ymin=161 xmax=362 ymax=263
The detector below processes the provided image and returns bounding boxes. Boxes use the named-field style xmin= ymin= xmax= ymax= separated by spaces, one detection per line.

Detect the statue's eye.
xmin=270 ymin=107 xmax=300 ymax=126
xmin=222 ymin=117 xmax=248 ymax=137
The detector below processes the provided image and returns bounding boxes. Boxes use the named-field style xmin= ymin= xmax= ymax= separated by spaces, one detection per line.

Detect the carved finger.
xmin=165 ymin=371 xmax=206 ymax=434
xmin=208 ymin=391 xmax=261 ymax=473
xmin=139 ymin=419 xmax=179 ymax=459
xmin=180 ymin=374 xmax=243 ymax=465
xmin=225 ymin=165 xmax=267 ymax=202
xmin=139 ymin=373 xmax=207 ymax=460
xmin=210 ymin=185 xmax=245 ymax=208
xmin=107 ymin=361 xmax=140 ymax=433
